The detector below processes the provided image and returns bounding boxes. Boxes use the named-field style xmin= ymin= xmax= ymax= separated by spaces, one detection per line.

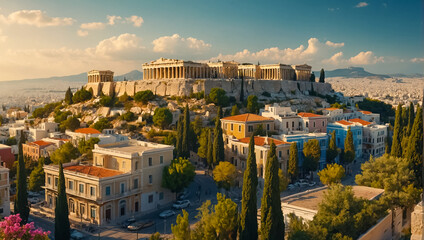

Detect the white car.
xmin=159 ymin=210 xmax=176 ymax=218
xmin=173 ymin=200 xmax=191 ymax=209
xmin=70 ymin=230 xmax=84 ymax=240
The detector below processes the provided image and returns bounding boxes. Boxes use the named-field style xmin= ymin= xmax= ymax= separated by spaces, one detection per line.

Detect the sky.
xmin=0 ymin=0 xmax=422 ymax=81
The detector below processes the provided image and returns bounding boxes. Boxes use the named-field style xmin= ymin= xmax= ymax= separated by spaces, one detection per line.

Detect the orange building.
xmin=22 ymin=140 xmax=54 ymax=161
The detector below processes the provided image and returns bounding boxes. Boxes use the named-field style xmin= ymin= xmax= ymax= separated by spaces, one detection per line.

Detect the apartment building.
xmin=43 ymin=140 xmax=174 ymax=225
xmin=22 ymin=140 xmax=56 ymax=161
xmin=327 ymin=120 xmax=363 ymax=160
xmin=0 ymin=166 xmax=10 ymax=218
xmin=221 ymin=113 xmax=275 ymax=140
xmin=260 ymin=104 xmax=302 ymax=134
xmin=347 ymin=118 xmax=387 ymax=159
xmin=297 ymin=112 xmax=328 ymax=133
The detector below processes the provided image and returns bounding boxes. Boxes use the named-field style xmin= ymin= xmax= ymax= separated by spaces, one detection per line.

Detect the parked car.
xmin=29 ymin=197 xmax=41 ymax=204
xmin=121 ymin=217 xmax=136 ymax=228
xmin=308 ymin=181 xmax=316 ymax=187
xmin=127 ymin=220 xmax=155 ymax=231
xmin=178 ymin=189 xmax=190 ymax=200
xmin=159 ymin=210 xmax=176 ymax=218
xmin=70 ymin=229 xmax=84 ymax=240
xmin=173 ymin=200 xmax=191 ymax=209
xmin=287 ymin=184 xmax=295 ymax=190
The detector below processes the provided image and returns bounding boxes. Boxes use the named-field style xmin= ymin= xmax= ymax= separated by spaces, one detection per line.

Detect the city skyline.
xmin=0 ymin=0 xmax=422 ymax=81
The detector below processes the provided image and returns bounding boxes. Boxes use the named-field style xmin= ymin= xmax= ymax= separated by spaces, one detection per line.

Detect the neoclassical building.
xmin=142 ymin=58 xmax=312 ymax=81
xmin=87 ymin=70 xmax=114 ymax=83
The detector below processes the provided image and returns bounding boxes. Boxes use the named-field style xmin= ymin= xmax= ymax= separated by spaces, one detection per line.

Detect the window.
xmin=292 ymin=122 xmax=294 ymax=128
xmin=105 ymin=186 xmax=111 ymax=196
xmin=134 ymin=179 xmax=138 ymax=189
xmin=122 ymin=161 xmax=126 ymax=169
xmin=248 ymin=125 xmax=253 ymax=132
xmin=149 ymin=157 xmax=153 ymax=166
xmin=267 ymin=124 xmax=270 ymax=131
xmin=135 ymin=202 xmax=139 ymax=212
xmin=313 ymin=122 xmax=316 ymax=127
xmin=68 ymin=180 xmax=73 ymax=190
xmin=90 ymin=206 xmax=96 ymax=219
xmin=80 ymin=204 xmax=85 ymax=216
xmin=241 ymin=162 xmax=245 ymax=169
xmin=149 ymin=175 xmax=153 ymax=184
xmin=306 ymin=122 xmax=309 ymax=128
xmin=322 ymin=121 xmax=325 ymax=126
xmin=135 ymin=161 xmax=138 ymax=170
xmin=260 ymin=151 xmax=263 ymax=159
xmin=120 ymin=201 xmax=126 ymax=216
xmin=120 ymin=183 xmax=125 ymax=193
xmin=239 ymin=125 xmax=241 ymax=132
xmin=90 ymin=186 xmax=95 ymax=196
xmin=54 ymin=178 xmax=58 ymax=187
xmin=159 ymin=192 xmax=164 ymax=200
xmin=148 ymin=194 xmax=154 ymax=203
xmin=47 ymin=177 xmax=51 ymax=185
xmin=160 ymin=156 xmax=164 ymax=164
xmin=286 ymin=122 xmax=289 ymax=128
xmin=79 ymin=184 xmax=84 ymax=193
xmin=230 ymin=124 xmax=233 ymax=131
xmin=278 ymin=151 xmax=282 ymax=158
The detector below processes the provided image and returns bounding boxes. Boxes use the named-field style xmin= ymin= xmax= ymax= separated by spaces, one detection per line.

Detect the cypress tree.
xmin=206 ymin=129 xmax=213 ymax=169
xmin=288 ymin=142 xmax=298 ymax=182
xmin=261 ymin=141 xmax=285 ymax=240
xmin=326 ymin=130 xmax=338 ymax=164
xmin=343 ymin=127 xmax=355 ymax=165
xmin=240 ymin=74 xmax=245 ymax=102
xmin=55 ymin=161 xmax=70 ymax=240
xmin=213 ymin=108 xmax=225 ymax=165
xmin=391 ymin=104 xmax=403 ymax=157
xmin=176 ymin=115 xmax=184 ymax=157
xmin=319 ymin=68 xmax=325 ymax=83
xmin=309 ymin=72 xmax=316 ymax=82
xmin=239 ymin=135 xmax=258 ymax=240
xmin=385 ymin=136 xmax=391 ymax=155
xmin=406 ymin=106 xmax=423 ymax=185
xmin=407 ymin=102 xmax=415 ymax=135
xmin=14 ymin=143 xmax=29 ymax=223
xmin=64 ymin=87 xmax=73 ymax=105
xmin=182 ymin=104 xmax=191 ymax=158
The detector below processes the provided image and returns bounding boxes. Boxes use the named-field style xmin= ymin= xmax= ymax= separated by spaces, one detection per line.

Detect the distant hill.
xmin=114 ymin=70 xmax=143 ymax=81
xmin=388 ymin=73 xmax=424 ymax=78
xmin=323 ymin=67 xmax=391 ymax=79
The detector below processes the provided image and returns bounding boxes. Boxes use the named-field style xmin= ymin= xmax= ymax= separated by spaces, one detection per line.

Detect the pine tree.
xmin=261 ymin=141 xmax=285 ymax=240
xmin=288 ymin=142 xmax=298 ymax=182
xmin=176 ymin=115 xmax=184 ymax=157
xmin=55 ymin=161 xmax=70 ymax=240
xmin=406 ymin=106 xmax=423 ymax=185
xmin=326 ymin=130 xmax=338 ymax=164
xmin=182 ymin=104 xmax=191 ymax=158
xmin=391 ymin=104 xmax=403 ymax=157
xmin=240 ymin=74 xmax=245 ymax=102
xmin=64 ymin=87 xmax=73 ymax=105
xmin=319 ymin=69 xmax=325 ymax=83
xmin=343 ymin=127 xmax=355 ymax=165
xmin=213 ymin=108 xmax=225 ymax=165
xmin=239 ymin=135 xmax=258 ymax=240
xmin=207 ymin=129 xmax=213 ymax=169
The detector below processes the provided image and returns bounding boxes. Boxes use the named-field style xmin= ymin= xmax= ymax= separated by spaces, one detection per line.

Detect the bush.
xmin=153 ymin=108 xmax=173 ymax=129
xmin=190 ymin=91 xmax=204 ymax=100
xmin=99 ymin=95 xmax=114 ymax=107
xmin=262 ymin=91 xmax=271 ymax=97
xmin=93 ymin=118 xmax=112 ymax=132
xmin=134 ymin=90 xmax=154 ymax=104
xmin=72 ymin=88 xmax=92 ymax=103
xmin=32 ymin=102 xmax=61 ymax=118
xmin=120 ymin=111 xmax=136 ymax=122
xmin=208 ymin=88 xmax=229 ymax=106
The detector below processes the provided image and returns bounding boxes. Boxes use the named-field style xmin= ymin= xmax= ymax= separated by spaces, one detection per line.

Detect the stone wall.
xmin=85 ymin=79 xmax=333 ymax=99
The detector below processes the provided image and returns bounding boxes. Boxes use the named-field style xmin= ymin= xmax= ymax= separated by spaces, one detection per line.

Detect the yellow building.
xmin=221 ymin=113 xmax=275 ymax=140
xmin=0 ymin=166 xmax=10 ymax=218
xmin=43 ymin=140 xmax=174 ymax=225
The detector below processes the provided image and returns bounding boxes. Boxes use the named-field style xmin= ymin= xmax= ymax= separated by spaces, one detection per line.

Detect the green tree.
xmin=99 ymin=95 xmax=114 ymax=107
xmin=72 ymin=87 xmax=92 ymax=103
xmin=93 ymin=117 xmax=112 ymax=132
xmin=162 ymin=157 xmax=195 ymax=197
xmin=120 ymin=111 xmax=136 ymax=122
xmin=55 ymin=161 xmax=70 ymax=240
xmin=119 ymin=92 xmax=130 ymax=103
xmin=78 ymin=137 xmax=100 ymax=160
xmin=182 ymin=105 xmax=191 ymax=158
xmin=60 ymin=116 xmax=80 ymax=132
xmin=356 ymin=155 xmax=420 ymax=208
xmin=407 ymin=102 xmax=415 ymax=135
xmin=172 ymin=210 xmax=191 ymax=240
xmin=288 ymin=142 xmax=298 ymax=182
xmin=14 ymin=147 xmax=29 ymax=223
xmin=303 ymin=139 xmax=321 ymax=178
xmin=391 ymin=104 xmax=403 ymax=157
xmin=319 ymin=68 xmax=325 ymax=83
xmin=153 ymin=107 xmax=173 ymax=129
xmin=246 ymin=95 xmax=259 ymax=114
xmin=213 ymin=109 xmax=225 ymax=165
xmin=197 ymin=128 xmax=209 ymax=159
xmin=5 ymin=137 xmax=17 ymax=146
xmin=213 ymin=161 xmax=236 ymax=191
xmin=317 ymin=163 xmax=345 ymax=185
xmin=343 ymin=127 xmax=355 ymax=165
xmin=64 ymin=87 xmax=73 ymax=105
xmin=51 ymin=142 xmax=80 ymax=164
xmin=260 ymin=141 xmax=285 ymax=240
xmin=326 ymin=130 xmax=338 ymax=164
xmin=239 ymin=135 xmax=258 ymax=240
xmin=309 ymin=72 xmax=316 ymax=82
xmin=191 ymin=115 xmax=204 ymax=138
xmin=206 ymin=129 xmax=213 ymax=168
xmin=278 ymin=169 xmax=289 ymax=192
xmin=231 ymin=105 xmax=240 ymax=116
xmin=150 ymin=232 xmax=162 ymax=240
xmin=134 ymin=90 xmax=154 ymax=104
xmin=29 ymin=159 xmax=45 ymax=192
xmin=209 ymin=88 xmax=229 ymax=107
xmin=176 ymin=115 xmax=184 ymax=157
xmin=54 ymin=110 xmax=72 ymax=124
xmin=287 ymin=213 xmax=309 ymax=240
xmin=405 ymin=106 xmax=423 ymax=185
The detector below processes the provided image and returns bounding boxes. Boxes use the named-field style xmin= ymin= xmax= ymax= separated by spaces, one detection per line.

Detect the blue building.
xmin=278 ymin=132 xmax=329 ymax=170
xmin=326 ymin=120 xmax=363 ymax=161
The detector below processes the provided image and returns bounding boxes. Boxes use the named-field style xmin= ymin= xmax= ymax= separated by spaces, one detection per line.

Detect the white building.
xmin=0 ymin=166 xmax=10 ymax=218
xmin=349 ymin=118 xmax=387 ymax=158
xmin=260 ymin=104 xmax=302 ymax=134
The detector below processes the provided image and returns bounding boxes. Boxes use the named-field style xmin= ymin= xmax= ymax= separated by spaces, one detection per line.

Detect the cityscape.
xmin=0 ymin=1 xmax=423 ymax=240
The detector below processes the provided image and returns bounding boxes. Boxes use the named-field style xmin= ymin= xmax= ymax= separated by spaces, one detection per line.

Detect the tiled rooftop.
xmin=28 ymin=140 xmax=53 ymax=147
xmin=64 ymin=165 xmax=123 ymax=178
xmin=221 ymin=113 xmax=274 ymax=122
xmin=335 ymin=120 xmax=354 ymax=126
xmin=75 ymin=128 xmax=101 ymax=134
xmin=349 ymin=118 xmax=372 ymax=126
xmin=238 ymin=136 xmax=290 ymax=146
xmin=297 ymin=112 xmax=323 ymax=118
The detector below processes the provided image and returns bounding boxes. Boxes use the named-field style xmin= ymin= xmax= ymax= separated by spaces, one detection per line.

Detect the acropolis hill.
xmin=85 ymin=58 xmax=333 ymax=98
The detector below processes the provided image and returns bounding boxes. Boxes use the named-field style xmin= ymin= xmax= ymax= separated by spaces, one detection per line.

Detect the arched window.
xmin=119 ymin=200 xmax=126 ymax=216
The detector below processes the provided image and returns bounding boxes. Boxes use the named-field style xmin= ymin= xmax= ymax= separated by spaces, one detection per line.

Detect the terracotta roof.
xmin=28 ymin=140 xmax=53 ymax=147
xmin=359 ymin=110 xmax=372 ymax=115
xmin=64 ymin=165 xmax=123 ymax=178
xmin=349 ymin=118 xmax=372 ymax=126
xmin=239 ymin=136 xmax=290 ymax=146
xmin=221 ymin=113 xmax=273 ymax=122
xmin=75 ymin=128 xmax=101 ymax=134
xmin=297 ymin=112 xmax=323 ymax=118
xmin=336 ymin=120 xmax=353 ymax=126
xmin=50 ymin=138 xmax=70 ymax=141
xmin=324 ymin=108 xmax=340 ymax=111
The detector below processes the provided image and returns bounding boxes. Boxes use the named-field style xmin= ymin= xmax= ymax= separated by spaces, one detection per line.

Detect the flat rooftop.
xmin=282 ymin=186 xmax=384 ymax=211
xmin=94 ymin=140 xmax=173 ymax=157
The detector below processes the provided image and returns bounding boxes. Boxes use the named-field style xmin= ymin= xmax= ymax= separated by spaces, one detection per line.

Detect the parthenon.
xmin=87 ymin=70 xmax=114 ymax=83
xmin=142 ymin=58 xmax=312 ymax=81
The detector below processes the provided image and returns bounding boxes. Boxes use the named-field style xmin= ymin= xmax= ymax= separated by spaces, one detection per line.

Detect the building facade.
xmin=260 ymin=104 xmax=302 ymax=134
xmin=221 ymin=114 xmax=275 ymax=140
xmin=87 ymin=70 xmax=114 ymax=83
xmin=0 ymin=144 xmax=15 ymax=169
xmin=327 ymin=120 xmax=363 ymax=160
xmin=43 ymin=140 xmax=174 ymax=225
xmin=0 ymin=166 xmax=10 ymax=218
xmin=22 ymin=140 xmax=55 ymax=161
xmin=298 ymin=112 xmax=328 ymax=133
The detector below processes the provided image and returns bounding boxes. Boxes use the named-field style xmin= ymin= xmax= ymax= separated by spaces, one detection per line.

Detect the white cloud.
xmin=93 ymin=33 xmax=145 ymax=59
xmin=107 ymin=15 xmax=122 ymax=25
xmin=77 ymin=29 xmax=88 ymax=37
xmin=152 ymin=34 xmax=211 ymax=54
xmin=355 ymin=2 xmax=369 ymax=8
xmin=80 ymin=22 xmax=105 ymax=30
xmin=411 ymin=58 xmax=424 ymax=63
xmin=349 ymin=51 xmax=383 ymax=64
xmin=323 ymin=52 xmax=345 ymax=65
xmin=126 ymin=15 xmax=144 ymax=27
xmin=325 ymin=41 xmax=344 ymax=48
xmin=0 ymin=10 xmax=74 ymax=27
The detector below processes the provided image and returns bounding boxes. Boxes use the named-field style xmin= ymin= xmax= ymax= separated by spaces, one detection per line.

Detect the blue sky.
xmin=0 ymin=0 xmax=422 ymax=80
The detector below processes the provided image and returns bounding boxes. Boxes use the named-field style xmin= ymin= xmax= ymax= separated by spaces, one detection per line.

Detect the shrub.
xmin=134 ymin=90 xmax=154 ymax=104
